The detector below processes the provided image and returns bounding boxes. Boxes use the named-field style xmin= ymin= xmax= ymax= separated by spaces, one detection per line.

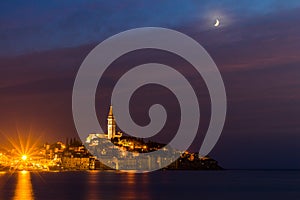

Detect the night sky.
xmin=1 ymin=0 xmax=300 ymax=169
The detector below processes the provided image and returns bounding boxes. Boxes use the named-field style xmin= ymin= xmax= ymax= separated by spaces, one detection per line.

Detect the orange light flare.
xmin=21 ymin=155 xmax=28 ymax=161
xmin=0 ymin=128 xmax=47 ymax=184
xmin=0 ymin=128 xmax=44 ymax=164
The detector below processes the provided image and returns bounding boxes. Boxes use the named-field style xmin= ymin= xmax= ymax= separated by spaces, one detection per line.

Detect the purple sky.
xmin=0 ymin=1 xmax=300 ymax=169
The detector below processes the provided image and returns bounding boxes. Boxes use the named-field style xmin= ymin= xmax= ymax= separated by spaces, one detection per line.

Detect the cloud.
xmin=1 ymin=0 xmax=300 ymax=56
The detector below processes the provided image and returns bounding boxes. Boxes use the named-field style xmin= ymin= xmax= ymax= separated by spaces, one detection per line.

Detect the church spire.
xmin=108 ymin=105 xmax=113 ymax=117
xmin=107 ymin=105 xmax=116 ymax=139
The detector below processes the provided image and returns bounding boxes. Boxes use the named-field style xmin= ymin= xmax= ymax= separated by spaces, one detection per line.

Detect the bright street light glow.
xmin=21 ymin=155 xmax=28 ymax=161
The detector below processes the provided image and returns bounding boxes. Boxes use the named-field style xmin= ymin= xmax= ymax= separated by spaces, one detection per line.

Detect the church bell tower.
xmin=107 ymin=105 xmax=116 ymax=139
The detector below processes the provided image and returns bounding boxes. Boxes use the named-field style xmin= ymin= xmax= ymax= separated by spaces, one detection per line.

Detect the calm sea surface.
xmin=0 ymin=170 xmax=300 ymax=200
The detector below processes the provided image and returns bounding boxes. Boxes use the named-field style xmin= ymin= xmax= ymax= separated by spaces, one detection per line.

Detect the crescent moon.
xmin=214 ymin=19 xmax=220 ymax=27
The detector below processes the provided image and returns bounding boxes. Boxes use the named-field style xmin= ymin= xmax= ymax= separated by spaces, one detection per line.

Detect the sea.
xmin=0 ymin=170 xmax=299 ymax=200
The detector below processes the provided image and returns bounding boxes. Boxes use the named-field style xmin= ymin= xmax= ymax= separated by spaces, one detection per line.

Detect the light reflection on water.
xmin=13 ymin=171 xmax=34 ymax=200
xmin=86 ymin=170 xmax=101 ymax=200
xmin=123 ymin=172 xmax=137 ymax=199
xmin=86 ymin=171 xmax=151 ymax=200
xmin=121 ymin=172 xmax=151 ymax=200
xmin=1 ymin=170 xmax=152 ymax=200
xmin=1 ymin=170 xmax=300 ymax=199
